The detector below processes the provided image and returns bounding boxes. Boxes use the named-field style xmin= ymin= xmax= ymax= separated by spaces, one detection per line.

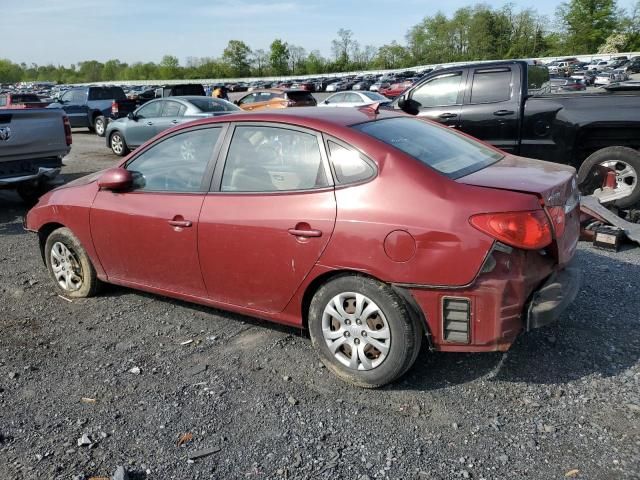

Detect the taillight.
xmin=111 ymin=101 xmax=119 ymax=114
xmin=546 ymin=206 xmax=566 ymax=238
xmin=63 ymin=116 xmax=72 ymax=146
xmin=469 ymin=210 xmax=552 ymax=250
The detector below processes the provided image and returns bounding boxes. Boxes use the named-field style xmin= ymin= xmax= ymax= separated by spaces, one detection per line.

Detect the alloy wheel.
xmin=111 ymin=134 xmax=124 ymax=155
xmin=50 ymin=241 xmax=83 ymax=291
xmin=599 ymin=159 xmax=638 ymax=198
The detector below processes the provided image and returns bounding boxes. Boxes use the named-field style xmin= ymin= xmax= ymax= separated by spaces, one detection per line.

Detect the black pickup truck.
xmin=48 ymin=86 xmax=137 ymax=138
xmin=393 ymin=61 xmax=640 ymax=207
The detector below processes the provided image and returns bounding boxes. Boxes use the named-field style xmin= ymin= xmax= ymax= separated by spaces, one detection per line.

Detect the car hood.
xmin=457 ymin=154 xmax=576 ymax=207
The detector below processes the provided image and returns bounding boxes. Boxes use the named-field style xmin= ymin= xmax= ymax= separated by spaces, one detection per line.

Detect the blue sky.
xmin=3 ymin=0 xmax=637 ymax=65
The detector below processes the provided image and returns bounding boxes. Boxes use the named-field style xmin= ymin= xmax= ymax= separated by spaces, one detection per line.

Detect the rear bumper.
xmin=0 ymin=166 xmax=62 ymax=187
xmin=525 ymin=267 xmax=582 ymax=330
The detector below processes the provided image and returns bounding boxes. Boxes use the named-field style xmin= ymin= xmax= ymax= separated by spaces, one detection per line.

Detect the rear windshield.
xmin=189 ymin=98 xmax=240 ymax=112
xmin=353 ymin=117 xmax=502 ymax=179
xmin=169 ymin=85 xmax=205 ymax=96
xmin=285 ymin=91 xmax=315 ymax=102
xmin=11 ymin=94 xmax=41 ymax=103
xmin=89 ymin=87 xmax=126 ymax=101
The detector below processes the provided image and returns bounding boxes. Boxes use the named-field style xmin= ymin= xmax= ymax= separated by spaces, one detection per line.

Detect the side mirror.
xmin=324 ymin=99 xmax=329 ymax=104
xmin=127 ymin=112 xmax=137 ymax=121
xmin=397 ymin=95 xmax=407 ymax=109
xmin=233 ymin=100 xmax=240 ymax=105
xmin=97 ymin=168 xmax=133 ymax=191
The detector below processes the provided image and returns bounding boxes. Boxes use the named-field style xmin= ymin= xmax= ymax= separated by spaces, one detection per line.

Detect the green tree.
xmin=557 ymin=0 xmax=619 ymax=53
xmin=0 ymin=59 xmax=23 ymax=83
xmin=222 ymin=40 xmax=252 ymax=77
xmin=331 ymin=28 xmax=355 ymax=69
xmin=158 ymin=55 xmax=181 ymax=79
xmin=77 ymin=60 xmax=104 ymax=82
xmin=305 ymin=50 xmax=326 ymax=74
xmin=269 ymin=39 xmax=290 ymax=75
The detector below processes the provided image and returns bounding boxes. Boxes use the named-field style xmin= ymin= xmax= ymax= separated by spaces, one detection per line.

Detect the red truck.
xmin=0 ymin=93 xmax=50 ymax=109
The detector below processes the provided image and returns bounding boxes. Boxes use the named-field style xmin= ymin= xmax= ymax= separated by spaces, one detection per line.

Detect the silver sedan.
xmin=105 ymin=96 xmax=241 ymax=156
xmin=318 ymin=91 xmax=390 ymax=108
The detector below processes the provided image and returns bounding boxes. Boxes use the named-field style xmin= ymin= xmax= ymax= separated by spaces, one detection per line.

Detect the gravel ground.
xmin=0 ymin=132 xmax=639 ymax=480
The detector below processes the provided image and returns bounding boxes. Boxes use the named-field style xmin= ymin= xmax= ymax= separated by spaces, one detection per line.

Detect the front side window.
xmin=221 ymin=126 xmax=328 ymax=192
xmin=411 ymin=72 xmax=463 ymax=107
xmin=126 ymin=128 xmax=221 ymax=192
xmin=136 ymin=101 xmax=162 ymax=119
xmin=238 ymin=94 xmax=255 ymax=105
xmin=353 ymin=117 xmax=502 ymax=179
xmin=71 ymin=90 xmax=87 ymax=104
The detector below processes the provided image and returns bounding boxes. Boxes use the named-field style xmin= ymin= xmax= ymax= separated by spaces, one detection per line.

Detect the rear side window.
xmin=470 ymin=68 xmax=512 ymax=104
xmin=221 ymin=126 xmax=328 ymax=192
xmin=161 ymin=101 xmax=185 ymax=117
xmin=353 ymin=117 xmax=503 ymax=179
xmin=286 ymin=91 xmax=315 ymax=103
xmin=327 ymin=141 xmax=375 ymax=184
xmin=89 ymin=87 xmax=126 ymax=101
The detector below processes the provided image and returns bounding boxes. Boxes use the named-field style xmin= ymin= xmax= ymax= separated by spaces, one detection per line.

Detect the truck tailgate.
xmin=0 ymin=109 xmax=70 ymax=163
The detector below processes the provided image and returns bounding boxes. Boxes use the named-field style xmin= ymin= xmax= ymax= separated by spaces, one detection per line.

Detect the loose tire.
xmin=44 ymin=227 xmax=100 ymax=298
xmin=94 ymin=116 xmax=106 ymax=137
xmin=110 ymin=131 xmax=130 ymax=157
xmin=578 ymin=146 xmax=640 ymax=208
xmin=308 ymin=275 xmax=422 ymax=388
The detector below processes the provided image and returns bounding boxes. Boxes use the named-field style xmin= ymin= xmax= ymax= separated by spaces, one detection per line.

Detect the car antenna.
xmin=359 ymin=101 xmax=381 ymax=116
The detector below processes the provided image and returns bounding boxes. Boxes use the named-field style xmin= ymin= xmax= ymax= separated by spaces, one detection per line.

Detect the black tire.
xmin=308 ymin=275 xmax=422 ymax=388
xmin=44 ymin=227 xmax=100 ymax=298
xmin=110 ymin=131 xmax=130 ymax=157
xmin=578 ymin=146 xmax=640 ymax=208
xmin=94 ymin=116 xmax=107 ymax=137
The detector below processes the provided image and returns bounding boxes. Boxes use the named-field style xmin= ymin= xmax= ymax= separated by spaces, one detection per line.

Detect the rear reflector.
xmin=63 ymin=116 xmax=72 ymax=146
xmin=443 ymin=297 xmax=470 ymax=343
xmin=469 ymin=210 xmax=552 ymax=250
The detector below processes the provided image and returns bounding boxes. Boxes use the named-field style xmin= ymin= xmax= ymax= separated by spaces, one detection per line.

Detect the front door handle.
xmin=438 ymin=112 xmax=458 ymax=120
xmin=288 ymin=228 xmax=322 ymax=238
xmin=168 ymin=219 xmax=192 ymax=228
xmin=493 ymin=110 xmax=515 ymax=116
xmin=171 ymin=119 xmax=179 ymax=124
xmin=146 ymin=121 xmax=154 ymax=125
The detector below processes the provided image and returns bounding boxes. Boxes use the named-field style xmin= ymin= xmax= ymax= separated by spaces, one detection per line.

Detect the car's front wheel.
xmin=308 ymin=275 xmax=422 ymax=388
xmin=110 ymin=131 xmax=130 ymax=157
xmin=44 ymin=227 xmax=100 ymax=298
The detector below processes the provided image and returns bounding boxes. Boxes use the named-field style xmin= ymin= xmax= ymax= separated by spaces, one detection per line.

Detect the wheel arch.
xmin=300 ymin=269 xmax=429 ymax=343
xmin=573 ymin=125 xmax=640 ymax=168
xmin=37 ymin=222 xmax=66 ymax=263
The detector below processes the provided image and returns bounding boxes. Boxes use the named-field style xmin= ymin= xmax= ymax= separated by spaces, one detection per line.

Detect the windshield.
xmin=189 ymin=98 xmax=240 ymax=112
xmin=361 ymin=91 xmax=388 ymax=101
xmin=353 ymin=117 xmax=502 ymax=179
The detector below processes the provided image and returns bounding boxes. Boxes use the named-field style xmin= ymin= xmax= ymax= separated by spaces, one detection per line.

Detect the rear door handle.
xmin=493 ymin=110 xmax=514 ymax=116
xmin=288 ymin=228 xmax=322 ymax=238
xmin=168 ymin=219 xmax=192 ymax=228
xmin=438 ymin=112 xmax=458 ymax=119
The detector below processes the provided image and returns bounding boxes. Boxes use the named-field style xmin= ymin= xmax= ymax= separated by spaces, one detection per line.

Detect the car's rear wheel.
xmin=308 ymin=275 xmax=422 ymax=388
xmin=110 ymin=131 xmax=130 ymax=157
xmin=94 ymin=116 xmax=106 ymax=137
xmin=44 ymin=227 xmax=100 ymax=298
xmin=578 ymin=146 xmax=640 ymax=208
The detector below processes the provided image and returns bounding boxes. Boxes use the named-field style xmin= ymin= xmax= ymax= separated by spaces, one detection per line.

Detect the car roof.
xmin=246 ymin=88 xmax=311 ymax=94
xmin=170 ymin=106 xmax=404 ymax=131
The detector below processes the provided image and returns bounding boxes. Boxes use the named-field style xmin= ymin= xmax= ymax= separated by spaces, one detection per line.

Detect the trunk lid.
xmin=458 ymin=155 xmax=579 ymax=265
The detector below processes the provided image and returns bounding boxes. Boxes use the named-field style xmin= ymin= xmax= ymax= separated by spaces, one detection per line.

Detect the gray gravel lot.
xmin=0 ymin=131 xmax=639 ymax=480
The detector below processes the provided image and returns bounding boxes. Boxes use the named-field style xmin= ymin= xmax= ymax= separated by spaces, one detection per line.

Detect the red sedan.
xmin=25 ymin=107 xmax=581 ymax=387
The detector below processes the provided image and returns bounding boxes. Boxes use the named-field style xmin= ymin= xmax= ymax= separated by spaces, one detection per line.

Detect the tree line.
xmin=1 ymin=0 xmax=638 ymax=84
